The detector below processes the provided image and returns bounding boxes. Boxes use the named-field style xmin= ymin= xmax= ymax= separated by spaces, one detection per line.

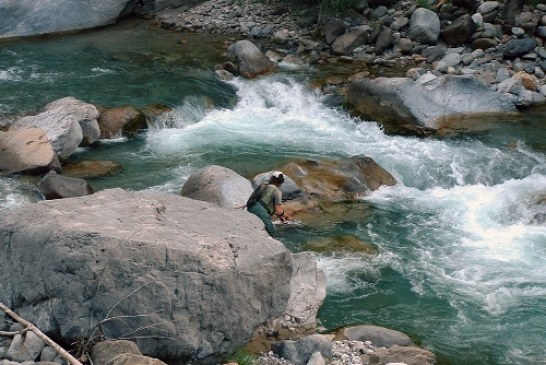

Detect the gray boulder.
xmin=375 ymin=27 xmax=394 ymax=53
xmin=440 ymin=14 xmax=477 ymax=46
xmin=331 ymin=29 xmax=369 ymax=55
xmin=80 ymin=118 xmax=101 ymax=146
xmin=0 ymin=128 xmax=61 ymax=175
xmin=226 ymin=40 xmax=275 ymax=79
xmin=97 ymin=106 xmax=147 ymax=139
xmin=322 ymin=22 xmax=347 ymax=45
xmin=306 ymin=352 xmax=325 ymax=365
xmin=434 ymin=53 xmax=462 ymax=72
xmin=502 ymin=38 xmax=537 ymax=59
xmin=106 ymin=353 xmax=168 ymax=365
xmin=180 ymin=165 xmax=253 ymax=209
xmin=92 ymin=340 xmax=142 ymax=365
xmin=477 ymin=1 xmax=499 ymax=15
xmin=0 ymin=189 xmax=297 ymax=362
xmin=339 ymin=325 xmax=414 ymax=348
xmin=408 ymin=8 xmax=440 ymax=45
xmin=10 ymin=97 xmax=99 ymax=160
xmin=369 ymin=345 xmax=437 ymax=365
xmin=40 ymin=346 xmax=64 ymax=363
xmin=37 ymin=170 xmax=95 ymax=200
xmin=346 ymin=75 xmax=517 ymax=135
xmin=0 ymin=0 xmax=133 ymax=39
xmin=277 ymin=252 xmax=326 ymax=330
xmin=272 ymin=335 xmax=333 ymax=365
xmin=6 ymin=332 xmax=46 ymax=362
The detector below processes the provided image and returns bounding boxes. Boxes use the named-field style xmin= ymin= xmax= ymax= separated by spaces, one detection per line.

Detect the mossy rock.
xmin=289 ymin=200 xmax=372 ymax=231
xmin=62 ymin=160 xmax=123 ymax=178
xmin=304 ymin=234 xmax=378 ymax=255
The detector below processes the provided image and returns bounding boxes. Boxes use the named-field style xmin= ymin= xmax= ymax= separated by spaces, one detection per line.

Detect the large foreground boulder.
xmin=346 ymin=75 xmax=517 ymax=135
xmin=0 ymin=189 xmax=296 ymax=363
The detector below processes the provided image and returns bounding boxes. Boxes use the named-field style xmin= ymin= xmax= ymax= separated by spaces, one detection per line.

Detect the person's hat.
xmin=270 ymin=171 xmax=285 ymax=183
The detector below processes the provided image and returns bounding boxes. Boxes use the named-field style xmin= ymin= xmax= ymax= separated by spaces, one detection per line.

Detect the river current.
xmin=1 ymin=19 xmax=545 ymax=365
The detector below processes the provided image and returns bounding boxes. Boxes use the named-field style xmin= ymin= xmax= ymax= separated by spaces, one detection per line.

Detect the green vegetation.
xmin=317 ymin=0 xmax=362 ymax=11
xmin=224 ymin=350 xmax=260 ymax=365
xmin=415 ymin=0 xmax=435 ymax=9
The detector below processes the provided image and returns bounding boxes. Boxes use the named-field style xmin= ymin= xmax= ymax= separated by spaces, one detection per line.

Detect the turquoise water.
xmin=1 ymin=19 xmax=546 ymax=365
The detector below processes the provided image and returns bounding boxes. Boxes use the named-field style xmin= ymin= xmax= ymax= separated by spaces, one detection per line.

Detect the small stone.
xmin=522 ymin=52 xmax=536 ymax=60
xmin=496 ymin=68 xmax=511 ymax=83
xmin=537 ymin=26 xmax=546 ymax=39
xmin=511 ymin=27 xmax=525 ymax=37
xmin=462 ymin=54 xmax=474 ymax=65
xmin=472 ymin=13 xmax=483 ymax=28
xmin=471 ymin=48 xmax=485 ymax=58
xmin=477 ymin=1 xmax=499 ymax=15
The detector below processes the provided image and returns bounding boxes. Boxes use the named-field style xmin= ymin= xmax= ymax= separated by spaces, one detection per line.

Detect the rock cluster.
xmin=0 ymin=330 xmax=436 ymax=365
xmin=0 ymin=97 xmax=170 ymax=199
xmin=154 ymin=0 xmax=546 ymax=107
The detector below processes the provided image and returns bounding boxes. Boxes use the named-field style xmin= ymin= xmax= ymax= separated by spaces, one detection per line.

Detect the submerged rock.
xmin=304 ymin=234 xmax=378 ymax=255
xmin=61 ymin=160 xmax=123 ymax=179
xmin=281 ymin=156 xmax=396 ymax=201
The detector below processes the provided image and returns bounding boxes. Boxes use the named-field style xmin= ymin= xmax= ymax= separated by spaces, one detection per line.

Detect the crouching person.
xmin=247 ymin=171 xmax=290 ymax=235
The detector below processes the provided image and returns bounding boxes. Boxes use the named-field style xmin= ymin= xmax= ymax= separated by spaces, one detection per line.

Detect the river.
xmin=1 ymin=18 xmax=545 ymax=365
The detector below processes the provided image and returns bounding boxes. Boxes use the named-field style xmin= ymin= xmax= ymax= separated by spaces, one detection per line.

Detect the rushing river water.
xmin=1 ymin=18 xmax=546 ymax=365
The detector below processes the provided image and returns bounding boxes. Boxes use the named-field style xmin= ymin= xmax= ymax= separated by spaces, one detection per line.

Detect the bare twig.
xmin=86 ymin=281 xmax=154 ymax=344
xmin=0 ymin=330 xmax=20 ymax=336
xmin=0 ymin=302 xmax=83 ymax=365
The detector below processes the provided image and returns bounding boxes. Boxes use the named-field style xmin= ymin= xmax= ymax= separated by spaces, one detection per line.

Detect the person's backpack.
xmin=246 ymin=183 xmax=267 ymax=209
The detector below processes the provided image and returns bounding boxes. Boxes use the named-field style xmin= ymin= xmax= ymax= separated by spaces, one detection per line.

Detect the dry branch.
xmin=0 ymin=302 xmax=83 ymax=365
xmin=0 ymin=330 xmax=20 ymax=337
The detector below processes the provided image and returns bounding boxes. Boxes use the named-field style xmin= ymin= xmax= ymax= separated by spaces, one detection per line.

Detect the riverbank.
xmin=153 ymin=0 xmax=546 ymax=106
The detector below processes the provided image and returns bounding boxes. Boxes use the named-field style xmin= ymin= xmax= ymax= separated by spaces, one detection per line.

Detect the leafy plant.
xmin=319 ymin=0 xmax=363 ymax=11
xmin=224 ymin=349 xmax=259 ymax=365
xmin=415 ymin=0 xmax=435 ymax=9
